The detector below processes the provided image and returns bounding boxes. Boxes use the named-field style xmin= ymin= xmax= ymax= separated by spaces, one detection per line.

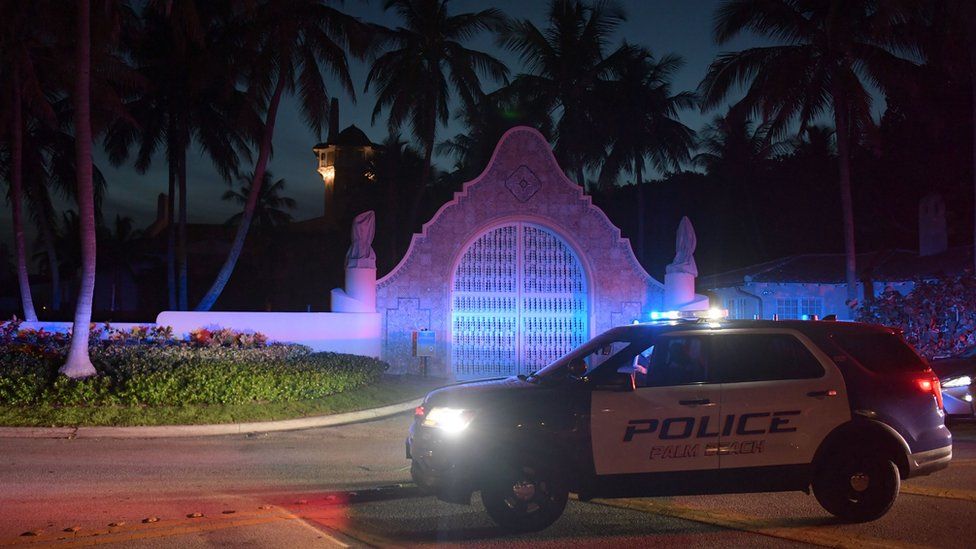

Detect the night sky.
xmin=5 ymin=0 xmax=769 ymax=251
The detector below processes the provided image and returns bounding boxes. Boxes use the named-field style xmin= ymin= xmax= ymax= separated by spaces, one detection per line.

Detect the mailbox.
xmin=412 ymin=330 xmax=435 ymax=357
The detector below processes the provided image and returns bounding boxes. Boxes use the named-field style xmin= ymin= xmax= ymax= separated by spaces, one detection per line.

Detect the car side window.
xmin=644 ymin=337 xmax=709 ymax=387
xmin=710 ymin=334 xmax=824 ymax=383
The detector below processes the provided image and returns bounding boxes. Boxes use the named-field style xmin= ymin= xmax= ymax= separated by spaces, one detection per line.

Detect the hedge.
xmin=0 ymin=323 xmax=388 ymax=406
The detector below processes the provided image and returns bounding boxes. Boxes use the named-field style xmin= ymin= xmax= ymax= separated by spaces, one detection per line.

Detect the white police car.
xmin=407 ymin=319 xmax=953 ymax=532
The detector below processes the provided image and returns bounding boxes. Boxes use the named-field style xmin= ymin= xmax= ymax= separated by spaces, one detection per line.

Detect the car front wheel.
xmin=813 ymin=451 xmax=900 ymax=522
xmin=480 ymin=460 xmax=568 ymax=532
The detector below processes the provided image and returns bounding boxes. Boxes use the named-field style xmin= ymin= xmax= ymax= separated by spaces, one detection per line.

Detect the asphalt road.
xmin=0 ymin=417 xmax=973 ymax=548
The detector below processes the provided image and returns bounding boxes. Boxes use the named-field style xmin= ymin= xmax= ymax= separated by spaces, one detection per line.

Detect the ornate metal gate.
xmin=451 ymin=223 xmax=588 ymax=379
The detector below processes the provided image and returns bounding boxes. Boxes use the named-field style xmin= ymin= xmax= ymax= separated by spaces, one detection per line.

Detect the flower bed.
xmin=0 ymin=322 xmax=388 ymax=407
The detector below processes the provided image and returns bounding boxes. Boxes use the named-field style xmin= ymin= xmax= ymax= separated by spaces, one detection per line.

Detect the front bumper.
xmin=406 ymin=422 xmax=486 ymax=503
xmin=908 ymin=444 xmax=952 ymax=477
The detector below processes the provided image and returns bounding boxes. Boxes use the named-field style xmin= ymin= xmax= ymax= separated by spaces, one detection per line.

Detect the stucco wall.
xmin=155 ymin=311 xmax=382 ymax=356
xmin=709 ymin=280 xmax=916 ymax=321
xmin=377 ymin=126 xmax=663 ymax=376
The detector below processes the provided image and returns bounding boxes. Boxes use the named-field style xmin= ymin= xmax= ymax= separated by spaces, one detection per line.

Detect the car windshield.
xmin=528 ymin=329 xmax=652 ymax=383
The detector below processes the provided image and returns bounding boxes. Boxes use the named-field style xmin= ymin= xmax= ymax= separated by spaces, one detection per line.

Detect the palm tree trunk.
xmin=166 ymin=164 xmax=176 ymax=309
xmin=177 ymin=148 xmax=188 ymax=310
xmin=9 ymin=65 xmax=38 ymax=321
xmin=635 ymin=159 xmax=645 ymax=267
xmin=832 ymin=89 xmax=858 ymax=306
xmin=61 ymin=0 xmax=97 ymax=379
xmin=195 ymin=75 xmax=287 ymax=311
xmin=408 ymin=118 xmax=435 ymax=235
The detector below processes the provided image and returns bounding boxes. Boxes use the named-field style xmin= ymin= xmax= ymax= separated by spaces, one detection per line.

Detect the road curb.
xmin=0 ymin=398 xmax=422 ymax=439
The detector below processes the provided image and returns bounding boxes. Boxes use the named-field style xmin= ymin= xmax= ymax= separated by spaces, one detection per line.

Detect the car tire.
xmin=813 ymin=451 xmax=900 ymax=522
xmin=480 ymin=460 xmax=568 ymax=532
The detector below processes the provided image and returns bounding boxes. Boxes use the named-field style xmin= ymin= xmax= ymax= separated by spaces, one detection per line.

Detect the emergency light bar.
xmin=648 ymin=308 xmax=728 ymax=321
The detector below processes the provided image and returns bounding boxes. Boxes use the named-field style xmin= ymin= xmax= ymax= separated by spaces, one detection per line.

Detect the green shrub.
xmin=0 ymin=343 xmax=388 ymax=407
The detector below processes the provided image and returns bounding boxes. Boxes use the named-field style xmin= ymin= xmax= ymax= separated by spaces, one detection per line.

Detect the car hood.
xmin=423 ymin=376 xmax=546 ymax=409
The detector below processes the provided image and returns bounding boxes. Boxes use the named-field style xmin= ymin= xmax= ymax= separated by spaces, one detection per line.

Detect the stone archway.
xmin=376 ymin=126 xmax=663 ymax=378
xmin=451 ymin=222 xmax=588 ymax=379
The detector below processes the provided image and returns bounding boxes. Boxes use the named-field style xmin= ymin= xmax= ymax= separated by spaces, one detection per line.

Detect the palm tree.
xmin=501 ymin=0 xmax=633 ymax=186
xmin=366 ymin=0 xmax=509 ymax=233
xmin=596 ymin=47 xmax=696 ymax=264
xmin=0 ymin=0 xmax=61 ymax=322
xmin=61 ymin=0 xmax=97 ymax=378
xmin=222 ymin=171 xmax=296 ymax=233
xmin=195 ymin=0 xmax=370 ymax=311
xmin=692 ymin=109 xmax=783 ymax=181
xmin=693 ymin=109 xmax=786 ymax=258
xmin=105 ymin=0 xmax=256 ymax=311
xmin=100 ymin=215 xmax=142 ymax=312
xmin=699 ymin=0 xmax=917 ymax=306
xmin=437 ymin=89 xmax=553 ymax=182
xmin=22 ymin=113 xmax=109 ymax=313
xmin=61 ymin=0 xmax=136 ymax=378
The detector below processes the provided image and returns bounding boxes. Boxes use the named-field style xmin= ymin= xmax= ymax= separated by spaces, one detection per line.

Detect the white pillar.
xmin=330 ymin=267 xmax=376 ymax=313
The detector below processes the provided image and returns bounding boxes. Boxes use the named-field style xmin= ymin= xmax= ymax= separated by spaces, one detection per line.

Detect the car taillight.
xmin=414 ymin=405 xmax=426 ymax=417
xmin=916 ymin=372 xmax=944 ymax=411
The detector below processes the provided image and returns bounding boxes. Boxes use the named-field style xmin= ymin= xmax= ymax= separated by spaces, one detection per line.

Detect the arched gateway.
xmin=376 ymin=127 xmax=663 ymax=379
xmin=452 ymin=222 xmax=588 ymax=378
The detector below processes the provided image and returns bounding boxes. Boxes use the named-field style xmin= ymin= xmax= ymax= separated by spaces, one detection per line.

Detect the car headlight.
xmin=422 ymin=407 xmax=475 ymax=434
xmin=942 ymin=375 xmax=972 ymax=388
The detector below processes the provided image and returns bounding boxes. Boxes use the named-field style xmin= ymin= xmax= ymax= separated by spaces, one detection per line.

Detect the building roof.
xmin=700 ymin=246 xmax=973 ymax=288
xmin=313 ymin=124 xmax=374 ymax=149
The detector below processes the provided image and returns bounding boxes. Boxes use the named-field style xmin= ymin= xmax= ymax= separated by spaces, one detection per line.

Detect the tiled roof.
xmin=700 ymin=246 xmax=973 ymax=288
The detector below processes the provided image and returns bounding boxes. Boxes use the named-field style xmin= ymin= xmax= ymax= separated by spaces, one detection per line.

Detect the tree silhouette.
xmin=222 ymin=171 xmax=297 ymax=233
xmin=501 ymin=0 xmax=633 ymax=186
xmin=700 ymin=0 xmax=918 ymax=305
xmin=195 ymin=0 xmax=371 ymax=311
xmin=596 ymin=47 xmax=696 ymax=264
xmin=367 ymin=0 xmax=509 ymax=233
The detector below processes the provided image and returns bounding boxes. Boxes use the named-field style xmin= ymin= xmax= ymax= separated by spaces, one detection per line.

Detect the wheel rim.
xmin=501 ymin=468 xmax=552 ymax=516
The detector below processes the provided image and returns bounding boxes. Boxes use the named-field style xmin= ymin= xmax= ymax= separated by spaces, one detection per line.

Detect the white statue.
xmin=666 ymin=216 xmax=698 ymax=277
xmin=346 ymin=210 xmax=376 ymax=269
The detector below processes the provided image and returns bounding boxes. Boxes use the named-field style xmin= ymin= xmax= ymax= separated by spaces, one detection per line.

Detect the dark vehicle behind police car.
xmin=931 ymin=347 xmax=975 ymax=421
xmin=406 ymin=320 xmax=952 ymax=532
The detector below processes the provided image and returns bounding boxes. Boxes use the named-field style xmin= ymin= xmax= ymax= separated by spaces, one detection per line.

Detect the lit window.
xmin=776 ymin=297 xmax=822 ymax=320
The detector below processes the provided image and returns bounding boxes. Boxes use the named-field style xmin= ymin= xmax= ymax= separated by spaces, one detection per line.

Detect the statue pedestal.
xmin=331 ymin=267 xmax=377 ymax=313
xmin=664 ymin=271 xmax=709 ymax=311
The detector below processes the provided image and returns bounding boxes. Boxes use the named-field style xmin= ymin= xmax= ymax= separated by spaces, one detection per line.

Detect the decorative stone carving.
xmin=332 ymin=211 xmax=377 ymax=313
xmin=666 ymin=216 xmax=698 ymax=277
xmin=664 ymin=216 xmax=708 ymax=311
xmin=504 ymin=165 xmax=542 ymax=202
xmin=346 ymin=210 xmax=376 ymax=269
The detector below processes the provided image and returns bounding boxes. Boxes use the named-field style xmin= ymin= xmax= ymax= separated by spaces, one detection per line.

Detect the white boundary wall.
xmin=11 ymin=313 xmax=382 ymax=358
xmin=155 ymin=311 xmax=382 ymax=356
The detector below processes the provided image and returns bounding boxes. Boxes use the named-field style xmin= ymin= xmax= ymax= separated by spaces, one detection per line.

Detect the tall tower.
xmin=313 ymin=99 xmax=376 ymax=225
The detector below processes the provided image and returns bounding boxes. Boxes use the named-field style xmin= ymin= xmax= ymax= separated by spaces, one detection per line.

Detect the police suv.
xmin=406 ymin=319 xmax=953 ymax=532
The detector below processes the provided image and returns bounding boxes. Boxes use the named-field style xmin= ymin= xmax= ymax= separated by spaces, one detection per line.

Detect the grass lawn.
xmin=0 ymin=375 xmax=448 ymax=427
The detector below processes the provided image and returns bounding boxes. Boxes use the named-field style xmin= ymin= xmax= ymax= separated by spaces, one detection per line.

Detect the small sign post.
xmin=412 ymin=329 xmax=435 ymax=377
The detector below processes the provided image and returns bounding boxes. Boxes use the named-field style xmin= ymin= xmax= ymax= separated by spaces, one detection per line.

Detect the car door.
xmin=710 ymin=329 xmax=851 ymax=470
xmin=591 ymin=334 xmax=722 ymax=475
